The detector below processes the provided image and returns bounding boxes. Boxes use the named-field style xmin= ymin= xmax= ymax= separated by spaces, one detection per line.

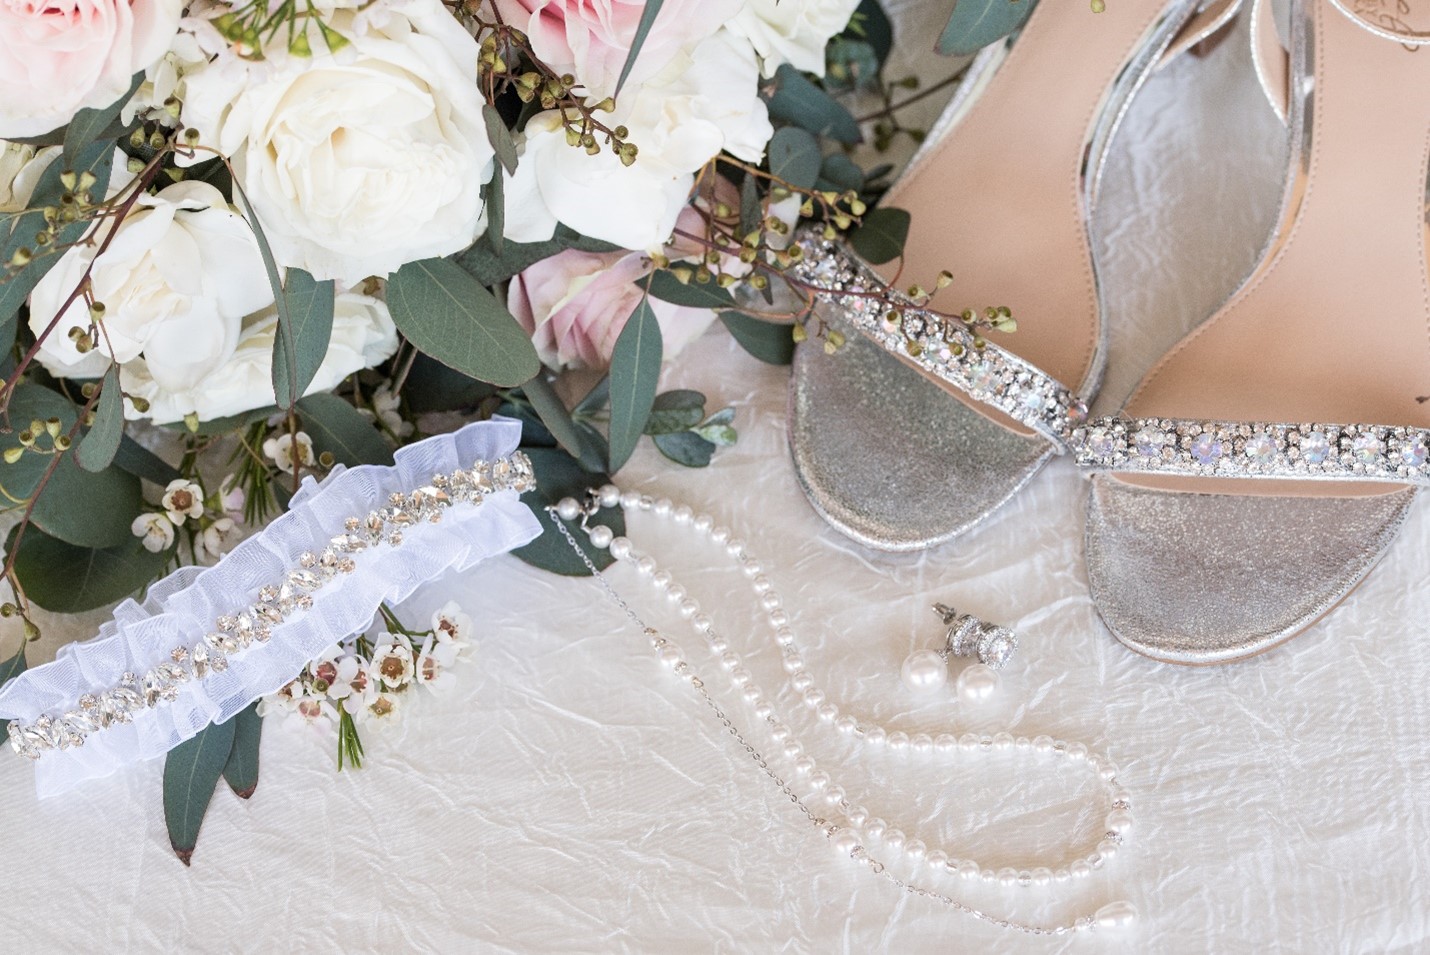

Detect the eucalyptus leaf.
xmin=402 ymin=353 xmax=497 ymax=414
xmin=76 ymin=365 xmax=123 ymax=472
xmin=270 ymin=268 xmax=335 ymax=411
xmin=387 ymin=258 xmax=540 ymax=387
xmin=510 ymin=447 xmax=625 ymax=577
xmin=818 ymin=154 xmax=866 ymax=194
xmin=849 ymin=207 xmax=911 ymax=264
xmin=0 ymin=648 xmax=27 ymax=737
xmin=496 ymin=400 xmax=556 ymax=448
xmin=607 ymin=293 xmax=662 ymax=471
xmin=163 ymin=716 xmax=238 ymax=866
xmin=232 ymin=183 xmax=290 ymax=376
xmin=297 ymin=392 xmax=394 ymax=467
xmin=739 ymin=172 xmax=761 ymax=239
xmin=646 ymin=270 xmax=736 ymax=309
xmin=653 ymin=430 xmax=716 ymax=468
xmin=854 ymin=0 xmax=895 ymax=65
xmin=454 ymin=227 xmax=621 ymax=287
xmin=936 ymin=0 xmax=1037 ymax=57
xmin=614 ymin=0 xmax=665 ymax=96
xmin=485 ymin=166 xmax=505 ymax=257
xmin=764 ymin=65 xmax=862 ymax=144
xmin=693 ymin=423 xmax=737 ymax=446
xmin=720 ymin=311 xmax=796 ymax=365
xmin=483 ymin=104 xmax=519 ymax=175
xmin=33 ymin=452 xmax=141 ymax=548
xmin=522 ymin=374 xmax=587 ymax=461
xmin=0 ymin=311 xmax=16 ymax=356
xmin=222 ymin=703 xmax=263 ymax=799
xmin=574 ymin=375 xmax=610 ymax=415
xmin=63 ymin=73 xmax=142 ymax=163
xmin=766 ymin=126 xmax=822 ymax=191
xmin=10 ymin=525 xmax=169 ymax=613
xmin=702 ymin=407 xmax=735 ymax=428
xmin=643 ymin=389 xmax=705 ymax=435
xmin=112 ymin=433 xmax=182 ymax=485
xmin=0 ymin=142 xmax=113 ymax=326
xmin=0 ymin=383 xmax=81 ymax=500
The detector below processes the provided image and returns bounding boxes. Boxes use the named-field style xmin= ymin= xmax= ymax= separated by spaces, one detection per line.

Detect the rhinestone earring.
xmin=900 ymin=604 xmax=1018 ymax=703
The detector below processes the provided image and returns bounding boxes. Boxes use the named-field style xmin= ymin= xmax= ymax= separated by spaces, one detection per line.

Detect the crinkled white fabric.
xmin=2 ymin=8 xmax=1428 ymax=954
xmin=0 ymin=418 xmax=541 ymax=797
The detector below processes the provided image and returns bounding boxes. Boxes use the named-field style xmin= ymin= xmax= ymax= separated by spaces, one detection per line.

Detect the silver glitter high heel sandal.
xmin=1076 ymin=0 xmax=1430 ymax=664
xmin=786 ymin=0 xmax=1241 ymax=552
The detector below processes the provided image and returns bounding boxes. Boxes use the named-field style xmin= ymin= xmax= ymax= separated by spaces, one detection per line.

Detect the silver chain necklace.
xmin=548 ymin=485 xmax=1138 ymax=936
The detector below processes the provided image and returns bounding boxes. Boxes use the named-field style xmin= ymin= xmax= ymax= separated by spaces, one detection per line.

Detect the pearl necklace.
xmin=549 ymin=485 xmax=1138 ymax=936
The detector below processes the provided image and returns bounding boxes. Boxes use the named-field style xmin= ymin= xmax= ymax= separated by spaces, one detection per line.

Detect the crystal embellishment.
xmin=7 ymin=450 xmax=535 ymax=760
xmin=1072 ymin=416 xmax=1430 ymax=487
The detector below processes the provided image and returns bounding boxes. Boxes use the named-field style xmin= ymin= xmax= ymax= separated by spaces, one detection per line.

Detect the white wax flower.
xmin=728 ymin=0 xmax=862 ymax=77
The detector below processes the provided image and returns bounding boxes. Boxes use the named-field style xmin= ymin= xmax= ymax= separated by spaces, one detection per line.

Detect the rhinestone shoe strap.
xmin=1073 ymin=416 xmax=1430 ymax=485
xmin=792 ymin=232 xmax=1089 ymax=448
xmin=4 ymin=450 xmax=536 ymax=763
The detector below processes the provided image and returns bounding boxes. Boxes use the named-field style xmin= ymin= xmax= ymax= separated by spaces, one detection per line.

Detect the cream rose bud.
xmin=122 ymin=289 xmax=400 ymax=424
xmin=29 ymin=180 xmax=273 ymax=386
xmin=505 ymin=29 xmax=772 ymax=250
xmin=0 ymin=142 xmax=60 ymax=213
xmin=179 ymin=0 xmax=495 ymax=284
xmin=729 ymin=0 xmax=861 ymax=77
xmin=492 ymin=0 xmax=740 ymax=101
xmin=0 ymin=0 xmax=182 ymax=138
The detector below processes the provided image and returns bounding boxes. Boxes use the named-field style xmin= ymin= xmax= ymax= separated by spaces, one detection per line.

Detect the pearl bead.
xmin=666 ymin=585 xmax=686 ymax=603
xmin=1066 ymin=741 xmax=1089 ymax=761
xmin=587 ymin=524 xmax=614 ymax=549
xmin=823 ymin=787 xmax=845 ymax=806
xmin=997 ymin=867 xmax=1018 ymax=887
xmin=925 ymin=849 xmax=948 ymax=870
xmin=607 ymin=536 xmax=633 ymax=559
xmin=774 ymin=627 xmax=794 ymax=645
xmin=793 ymin=757 xmax=815 ymax=775
xmin=636 ymin=556 xmax=657 ymax=576
xmin=1106 ymin=810 xmax=1134 ymax=835
xmin=769 ymin=723 xmax=791 ymax=741
xmin=1031 ymin=867 xmax=1052 ymax=886
xmin=1070 ymin=861 xmax=1091 ymax=879
xmin=725 ymin=538 xmax=745 ymax=557
xmin=741 ymin=560 xmax=762 ymax=578
xmin=883 ymin=828 xmax=905 ymax=850
xmin=830 ymin=828 xmax=861 ymax=855
xmin=651 ymin=570 xmax=672 ymax=589
xmin=707 ymin=636 xmax=728 ymax=653
xmin=845 ymin=805 xmax=869 ymax=826
xmin=555 ymin=497 xmax=582 ymax=521
xmin=1094 ymin=901 xmax=1137 ymax=930
xmin=768 ymin=609 xmax=788 ymax=627
xmin=956 ymin=663 xmax=999 ymax=703
xmin=807 ymin=771 xmax=830 ymax=791
xmin=900 ymin=650 xmax=948 ymax=694
xmin=719 ymin=651 xmax=740 ymax=670
xmin=992 ymin=732 xmax=1014 ymax=750
xmin=864 ymin=817 xmax=886 ymax=839
xmin=783 ymin=741 xmax=803 ymax=759
xmin=653 ymin=498 xmax=672 ymax=516
xmin=903 ymin=838 xmax=926 ymax=860
xmin=959 ymin=732 xmax=980 ymax=751
xmin=678 ymin=599 xmax=699 ymax=618
xmin=782 ymin=653 xmax=804 ymax=673
xmin=619 ymin=490 xmax=640 ymax=509
xmin=959 ymin=862 xmax=980 ymax=881
xmin=729 ymin=667 xmax=751 ymax=685
xmin=835 ymin=717 xmax=858 ymax=735
xmin=710 ymin=525 xmax=730 ymax=543
xmin=1033 ymin=734 xmax=1054 ymax=753
xmin=692 ymin=613 xmax=713 ymax=633
xmin=1014 ymin=736 xmax=1030 ymax=750
xmin=751 ymin=575 xmax=772 ymax=593
xmin=657 ymin=647 xmax=681 ymax=667
xmin=1096 ymin=839 xmax=1118 ymax=859
xmin=887 ymin=731 xmax=909 ymax=751
xmin=760 ymin=592 xmax=781 ymax=611
xmin=816 ymin=703 xmax=839 ymax=723
xmin=911 ymin=733 xmax=933 ymax=754
xmin=1053 ymin=869 xmax=1070 ymax=883
xmin=754 ymin=701 xmax=773 ymax=719
xmin=693 ymin=514 xmax=713 ymax=532
xmin=672 ymin=504 xmax=692 ymax=524
xmin=802 ymin=688 xmax=825 ymax=708
xmin=597 ymin=484 xmax=621 ymax=508
xmin=935 ymin=734 xmax=958 ymax=753
xmin=864 ymin=726 xmax=886 ymax=745
xmin=790 ymin=672 xmax=813 ymax=691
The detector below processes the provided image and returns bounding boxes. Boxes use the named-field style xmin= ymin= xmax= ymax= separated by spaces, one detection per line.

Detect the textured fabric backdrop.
xmin=2 ymin=5 xmax=1425 ymax=953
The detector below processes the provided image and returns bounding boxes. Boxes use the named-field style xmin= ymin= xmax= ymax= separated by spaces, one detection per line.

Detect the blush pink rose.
xmin=492 ymin=0 xmax=741 ymax=100
xmin=0 ymin=0 xmax=183 ymax=138
xmin=509 ymin=247 xmax=718 ymax=370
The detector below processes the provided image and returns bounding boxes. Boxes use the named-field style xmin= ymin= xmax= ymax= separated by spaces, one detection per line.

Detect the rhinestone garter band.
xmin=1073 ymin=416 xmax=1430 ymax=485
xmin=791 ymin=233 xmax=1089 ymax=447
xmin=0 ymin=418 xmax=541 ymax=795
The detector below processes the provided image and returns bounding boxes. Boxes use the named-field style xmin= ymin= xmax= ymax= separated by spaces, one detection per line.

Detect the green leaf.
xmin=163 ymin=716 xmax=238 ymax=866
xmin=270 ymin=268 xmax=335 ymax=411
xmin=76 ymin=365 xmax=123 ymax=472
xmin=522 ymin=374 xmax=589 ymax=463
xmin=484 ymin=104 xmax=519 ymax=175
xmin=453 ymin=227 xmax=621 ymax=287
xmin=402 ymin=352 xmax=497 ymax=414
xmin=0 ymin=383 xmax=78 ymax=500
xmin=646 ymin=269 xmax=736 ymax=309
xmin=574 ymin=375 xmax=610 ymax=415
xmin=221 ymin=703 xmax=263 ymax=799
xmin=510 ymin=447 xmax=625 ymax=577
xmin=162 ymin=404 xmax=278 ymax=437
xmin=766 ymin=127 xmax=822 ymax=191
xmin=485 ymin=164 xmax=505 ymax=257
xmin=0 ymin=142 xmax=113 ymax=326
xmin=936 ymin=0 xmax=1038 ymax=57
xmin=0 ymin=648 xmax=27 ymax=737
xmin=62 ymin=73 xmax=142 ymax=163
xmin=296 ymin=392 xmax=394 ymax=467
xmin=693 ymin=423 xmax=737 ymax=446
xmin=818 ymin=154 xmax=866 ymax=194
xmin=849 ymin=207 xmax=912 ymax=265
xmin=31 ymin=452 xmax=142 ymax=548
xmin=607 ymin=293 xmax=662 ymax=471
xmin=764 ymin=65 xmax=862 ymax=144
xmin=0 ymin=310 xmax=16 ymax=357
xmin=854 ymin=0 xmax=895 ymax=65
xmin=614 ymin=0 xmax=665 ymax=96
xmin=386 ymin=258 xmax=540 ymax=387
xmin=653 ymin=430 xmax=716 ymax=468
xmin=231 ymin=182 xmax=289 ymax=371
xmin=643 ymin=389 xmax=705 ymax=435
xmin=720 ymin=311 xmax=796 ymax=365
xmin=112 ymin=433 xmax=182 ymax=485
xmin=10 ymin=525 xmax=169 ymax=613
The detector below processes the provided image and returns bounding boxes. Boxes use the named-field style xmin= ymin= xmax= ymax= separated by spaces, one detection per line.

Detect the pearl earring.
xmin=901 ymin=603 xmax=1019 ymax=703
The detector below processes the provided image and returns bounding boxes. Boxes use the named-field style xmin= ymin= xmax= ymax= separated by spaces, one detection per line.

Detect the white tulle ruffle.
xmin=0 ymin=418 xmax=542 ymax=797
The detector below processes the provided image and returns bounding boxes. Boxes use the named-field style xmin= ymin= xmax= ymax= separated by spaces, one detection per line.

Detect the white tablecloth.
xmin=4 ymin=7 xmax=1428 ymax=954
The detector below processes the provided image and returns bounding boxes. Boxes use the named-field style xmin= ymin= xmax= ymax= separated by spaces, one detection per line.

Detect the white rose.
xmin=506 ymin=29 xmax=772 ymax=250
xmin=728 ymin=0 xmax=860 ymax=77
xmin=0 ymin=142 xmax=60 ymax=213
xmin=179 ymin=0 xmax=495 ymax=283
xmin=0 ymin=0 xmax=182 ymax=138
xmin=122 ymin=289 xmax=400 ymax=423
xmin=29 ymin=180 xmax=272 ymax=387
